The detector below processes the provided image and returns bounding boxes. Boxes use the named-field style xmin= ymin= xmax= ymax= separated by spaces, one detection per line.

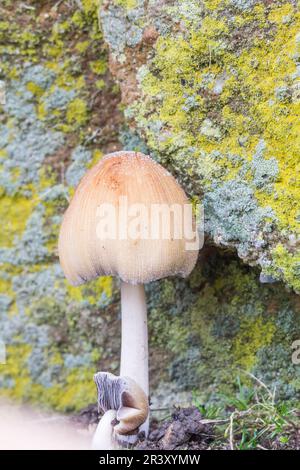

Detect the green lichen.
xmin=271 ymin=244 xmax=300 ymax=293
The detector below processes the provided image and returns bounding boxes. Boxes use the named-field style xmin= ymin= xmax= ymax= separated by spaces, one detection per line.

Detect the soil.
xmin=135 ymin=407 xmax=214 ymax=450
xmin=72 ymin=404 xmax=300 ymax=451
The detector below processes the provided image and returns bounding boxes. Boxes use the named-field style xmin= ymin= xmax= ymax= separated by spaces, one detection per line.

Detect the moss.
xmin=150 ymin=307 xmax=189 ymax=355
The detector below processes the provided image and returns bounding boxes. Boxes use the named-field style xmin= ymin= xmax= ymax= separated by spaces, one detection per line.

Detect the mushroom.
xmin=58 ymin=151 xmax=199 ymax=447
xmin=93 ymin=372 xmax=149 ymax=445
xmin=91 ymin=409 xmax=117 ymax=450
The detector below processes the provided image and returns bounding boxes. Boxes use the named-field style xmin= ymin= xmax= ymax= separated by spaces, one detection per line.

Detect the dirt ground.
xmin=72 ymin=405 xmax=300 ymax=451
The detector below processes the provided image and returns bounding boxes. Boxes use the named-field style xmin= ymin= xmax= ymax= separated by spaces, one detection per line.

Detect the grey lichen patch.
xmin=100 ymin=1 xmax=146 ymax=57
xmin=251 ymin=140 xmax=279 ymax=190
xmin=0 ymin=69 xmax=65 ymax=193
xmin=204 ymin=180 xmax=274 ymax=251
xmin=65 ymin=146 xmax=93 ymax=188
xmin=229 ymin=0 xmax=257 ymax=10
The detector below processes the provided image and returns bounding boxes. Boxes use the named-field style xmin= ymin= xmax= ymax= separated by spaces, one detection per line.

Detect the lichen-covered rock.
xmin=99 ymin=0 xmax=300 ymax=292
xmin=0 ymin=0 xmax=122 ymax=411
xmin=148 ymin=248 xmax=300 ymax=404
xmin=0 ymin=0 xmax=299 ymax=412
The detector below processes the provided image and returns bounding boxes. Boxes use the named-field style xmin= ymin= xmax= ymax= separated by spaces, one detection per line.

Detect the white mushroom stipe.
xmin=91 ymin=410 xmax=118 ymax=450
xmin=120 ymin=282 xmax=149 ymax=441
xmin=120 ymin=283 xmax=148 ymax=393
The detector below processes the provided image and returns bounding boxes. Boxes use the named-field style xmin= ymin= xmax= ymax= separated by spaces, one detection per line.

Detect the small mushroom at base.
xmin=94 ymin=372 xmax=149 ymax=445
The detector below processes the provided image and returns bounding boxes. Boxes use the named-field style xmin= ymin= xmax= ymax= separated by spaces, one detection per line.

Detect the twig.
xmin=200 ymin=418 xmax=229 ymax=425
xmin=229 ymin=412 xmax=235 ymax=450
xmin=51 ymin=0 xmax=64 ymax=11
xmin=84 ymin=128 xmax=102 ymax=145
xmin=241 ymin=370 xmax=274 ymax=400
xmin=20 ymin=3 xmax=35 ymax=10
xmin=257 ymin=444 xmax=268 ymax=450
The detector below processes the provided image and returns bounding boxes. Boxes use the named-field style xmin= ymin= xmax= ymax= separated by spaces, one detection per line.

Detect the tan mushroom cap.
xmin=58 ymin=151 xmax=199 ymax=285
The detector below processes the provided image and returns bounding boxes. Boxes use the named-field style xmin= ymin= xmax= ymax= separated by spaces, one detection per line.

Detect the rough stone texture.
xmin=99 ymin=0 xmax=300 ymax=292
xmin=0 ymin=0 xmax=122 ymax=411
xmin=0 ymin=0 xmax=299 ymax=412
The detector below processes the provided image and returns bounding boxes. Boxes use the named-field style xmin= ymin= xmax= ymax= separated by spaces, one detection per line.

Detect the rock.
xmin=98 ymin=0 xmax=300 ymax=294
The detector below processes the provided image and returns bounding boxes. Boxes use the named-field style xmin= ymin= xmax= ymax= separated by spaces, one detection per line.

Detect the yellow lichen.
xmin=232 ymin=317 xmax=276 ymax=370
xmin=115 ymin=0 xmax=138 ymax=10
xmin=89 ymin=59 xmax=107 ymax=75
xmin=66 ymin=98 xmax=88 ymax=128
xmin=66 ymin=275 xmax=113 ymax=305
xmin=0 ymin=195 xmax=34 ymax=248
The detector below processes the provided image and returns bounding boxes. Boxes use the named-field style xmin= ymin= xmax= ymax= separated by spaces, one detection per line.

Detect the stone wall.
xmin=0 ymin=0 xmax=299 ymax=412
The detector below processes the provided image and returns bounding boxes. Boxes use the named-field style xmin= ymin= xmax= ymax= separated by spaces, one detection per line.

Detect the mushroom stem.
xmin=120 ymin=282 xmax=149 ymax=439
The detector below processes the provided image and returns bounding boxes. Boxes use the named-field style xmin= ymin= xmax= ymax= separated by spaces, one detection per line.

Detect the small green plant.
xmin=193 ymin=400 xmax=222 ymax=420
xmin=193 ymin=372 xmax=299 ymax=450
xmin=221 ymin=376 xmax=255 ymax=411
